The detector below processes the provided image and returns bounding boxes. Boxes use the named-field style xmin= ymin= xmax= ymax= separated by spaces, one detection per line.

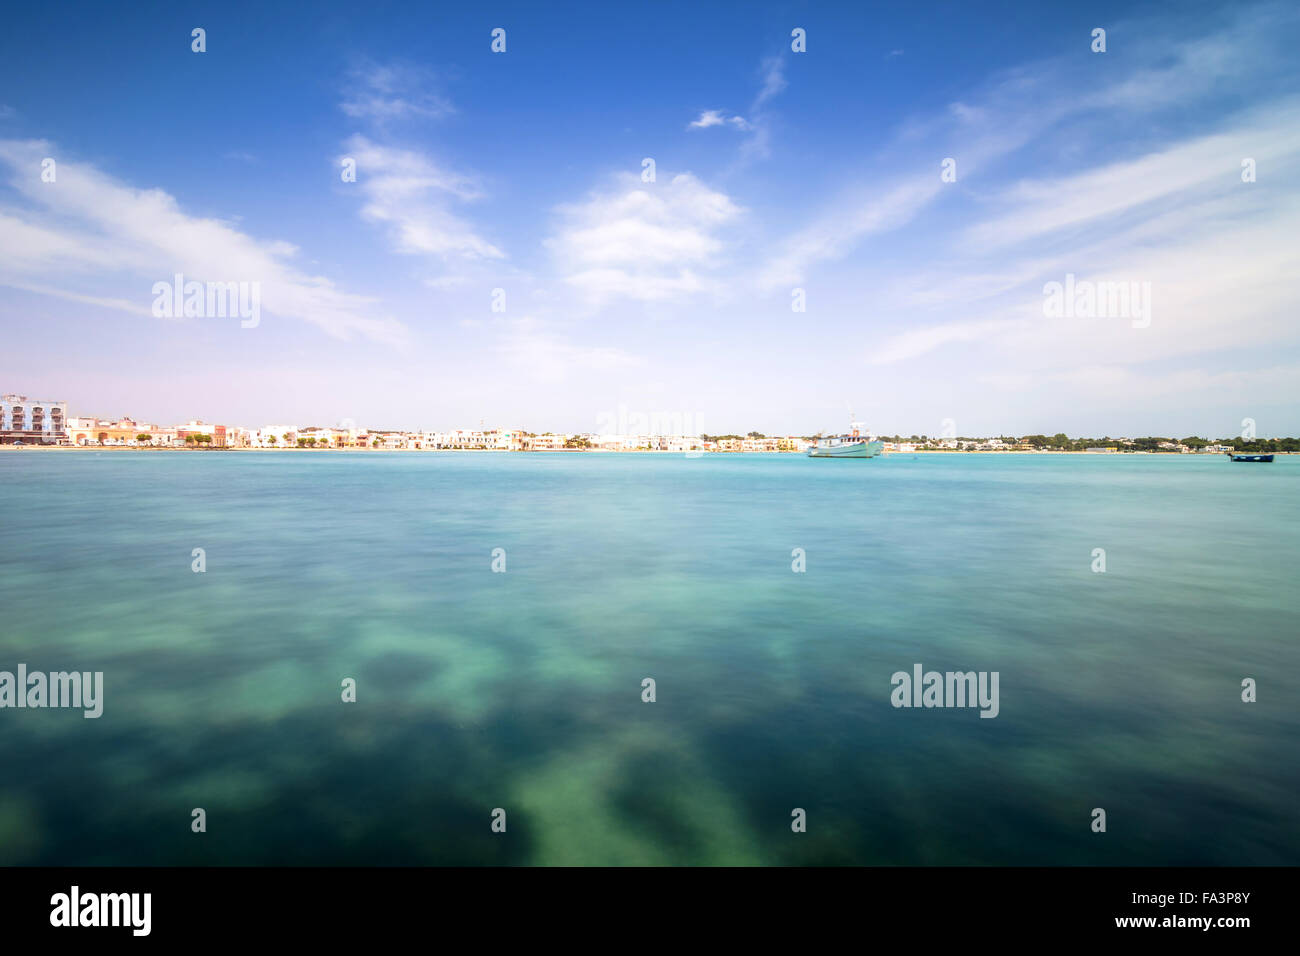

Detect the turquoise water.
xmin=0 ymin=450 xmax=1296 ymax=865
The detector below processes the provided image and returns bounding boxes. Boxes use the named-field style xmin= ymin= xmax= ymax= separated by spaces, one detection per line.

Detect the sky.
xmin=1 ymin=0 xmax=1298 ymax=437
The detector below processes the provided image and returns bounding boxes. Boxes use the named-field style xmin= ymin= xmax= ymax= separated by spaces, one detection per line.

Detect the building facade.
xmin=1 ymin=394 xmax=67 ymax=443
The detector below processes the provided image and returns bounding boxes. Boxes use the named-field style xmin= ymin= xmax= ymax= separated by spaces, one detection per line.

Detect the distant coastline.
xmin=3 ymin=445 xmax=1294 ymax=456
xmin=7 ymin=396 xmax=1295 ymax=453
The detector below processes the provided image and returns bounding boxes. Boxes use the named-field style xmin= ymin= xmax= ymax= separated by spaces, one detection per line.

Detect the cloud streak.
xmin=340 ymin=62 xmax=453 ymax=125
xmin=0 ymin=138 xmax=405 ymax=343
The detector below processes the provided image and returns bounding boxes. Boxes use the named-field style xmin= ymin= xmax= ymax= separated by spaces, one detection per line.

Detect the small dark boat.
xmin=1227 ymin=453 xmax=1274 ymax=462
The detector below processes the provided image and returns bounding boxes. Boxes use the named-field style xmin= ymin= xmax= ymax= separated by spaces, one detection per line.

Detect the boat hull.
xmin=1228 ymin=454 xmax=1274 ymax=462
xmin=808 ymin=440 xmax=883 ymax=458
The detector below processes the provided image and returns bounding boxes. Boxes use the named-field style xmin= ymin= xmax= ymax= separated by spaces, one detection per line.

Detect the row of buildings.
xmin=1 ymin=395 xmax=231 ymax=447
xmin=2 ymin=406 xmax=808 ymax=452
xmin=234 ymin=429 xmax=799 ymax=452
xmin=1079 ymin=441 xmax=1235 ymax=454
xmin=0 ymin=394 xmax=1242 ymax=454
xmin=0 ymin=396 xmax=806 ymax=450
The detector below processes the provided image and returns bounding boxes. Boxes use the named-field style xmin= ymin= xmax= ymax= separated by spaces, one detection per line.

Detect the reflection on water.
xmin=1 ymin=451 xmax=1296 ymax=864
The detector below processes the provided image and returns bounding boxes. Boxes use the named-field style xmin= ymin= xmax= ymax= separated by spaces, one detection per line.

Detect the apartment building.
xmin=425 ymin=428 xmax=524 ymax=450
xmin=1 ymin=394 xmax=67 ymax=444
xmin=526 ymin=433 xmax=567 ymax=450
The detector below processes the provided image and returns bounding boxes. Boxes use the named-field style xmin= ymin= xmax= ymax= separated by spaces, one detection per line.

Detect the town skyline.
xmin=2 ymin=2 xmax=1299 ymax=436
xmin=6 ymin=388 xmax=1293 ymax=453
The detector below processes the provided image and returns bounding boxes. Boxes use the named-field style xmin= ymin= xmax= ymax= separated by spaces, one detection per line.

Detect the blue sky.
xmin=1 ymin=0 xmax=1298 ymax=436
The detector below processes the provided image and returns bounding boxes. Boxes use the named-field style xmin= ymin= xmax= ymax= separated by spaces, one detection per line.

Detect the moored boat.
xmin=1227 ymin=452 xmax=1274 ymax=462
xmin=808 ymin=422 xmax=883 ymax=458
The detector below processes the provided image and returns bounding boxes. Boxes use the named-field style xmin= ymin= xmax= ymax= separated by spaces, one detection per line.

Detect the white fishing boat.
xmin=807 ymin=422 xmax=884 ymax=458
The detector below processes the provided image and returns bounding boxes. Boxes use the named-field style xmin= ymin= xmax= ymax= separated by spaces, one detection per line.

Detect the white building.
xmin=250 ymin=424 xmax=299 ymax=447
xmin=1 ymin=393 xmax=67 ymax=443
xmin=527 ymin=433 xmax=568 ymax=450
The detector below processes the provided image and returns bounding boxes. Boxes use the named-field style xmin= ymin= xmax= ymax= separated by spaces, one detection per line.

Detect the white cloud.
xmin=343 ymin=135 xmax=502 ymax=260
xmin=688 ymin=110 xmax=751 ymax=131
xmin=0 ymin=138 xmax=405 ymax=343
xmin=689 ymin=110 xmax=726 ymax=129
xmin=546 ymin=172 xmax=740 ymax=305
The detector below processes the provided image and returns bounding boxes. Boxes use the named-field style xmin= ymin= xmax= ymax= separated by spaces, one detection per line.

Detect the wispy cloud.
xmin=0 ymin=279 xmax=154 ymax=317
xmin=853 ymin=32 xmax=1300 ymax=368
xmin=967 ymin=108 xmax=1300 ymax=249
xmin=753 ymin=56 xmax=787 ymax=110
xmin=693 ymin=57 xmax=790 ymax=165
xmin=872 ymin=317 xmax=1030 ymax=365
xmin=0 ymin=138 xmax=405 ymax=343
xmin=342 ymin=135 xmax=502 ymax=260
xmin=339 ymin=62 xmax=453 ymax=125
xmin=764 ymin=3 xmax=1300 ymax=298
xmin=738 ymin=57 xmax=787 ymax=162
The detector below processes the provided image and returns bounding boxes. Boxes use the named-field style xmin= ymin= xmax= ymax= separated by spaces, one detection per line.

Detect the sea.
xmin=1 ymin=450 xmax=1296 ymax=865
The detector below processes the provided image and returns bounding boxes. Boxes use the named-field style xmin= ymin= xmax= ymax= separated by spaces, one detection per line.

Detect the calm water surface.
xmin=1 ymin=451 xmax=1296 ymax=864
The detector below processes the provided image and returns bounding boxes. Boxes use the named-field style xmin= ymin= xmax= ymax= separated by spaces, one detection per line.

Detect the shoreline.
xmin=2 ymin=446 xmax=1293 ymax=456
